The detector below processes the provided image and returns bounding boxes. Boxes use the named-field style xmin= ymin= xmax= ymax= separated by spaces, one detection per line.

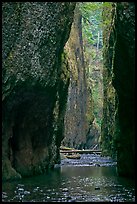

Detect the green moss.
xmin=2 ymin=159 xmax=21 ymax=181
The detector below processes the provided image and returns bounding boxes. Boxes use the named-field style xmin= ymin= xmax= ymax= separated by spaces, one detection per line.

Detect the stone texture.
xmin=113 ymin=2 xmax=135 ymax=178
xmin=102 ymin=2 xmax=135 ymax=178
xmin=62 ymin=5 xmax=95 ymax=149
xmin=101 ymin=3 xmax=118 ymax=158
xmin=2 ymin=2 xmax=76 ymax=180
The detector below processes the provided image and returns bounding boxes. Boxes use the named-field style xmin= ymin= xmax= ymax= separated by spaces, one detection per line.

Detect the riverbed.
xmin=2 ymin=154 xmax=135 ymax=202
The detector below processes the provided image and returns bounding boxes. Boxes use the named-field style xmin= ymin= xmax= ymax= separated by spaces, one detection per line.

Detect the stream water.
xmin=2 ymin=154 xmax=135 ymax=202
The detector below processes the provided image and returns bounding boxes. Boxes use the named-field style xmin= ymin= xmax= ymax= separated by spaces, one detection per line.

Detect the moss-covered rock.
xmin=62 ymin=5 xmax=93 ymax=149
xmin=101 ymin=3 xmax=118 ymax=159
xmin=2 ymin=158 xmax=22 ymax=181
xmin=102 ymin=2 xmax=135 ymax=178
xmin=2 ymin=2 xmax=76 ymax=180
xmin=113 ymin=2 xmax=135 ymax=178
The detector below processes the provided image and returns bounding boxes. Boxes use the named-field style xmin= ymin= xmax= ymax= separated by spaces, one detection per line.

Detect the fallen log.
xmin=60 ymin=149 xmax=102 ymax=154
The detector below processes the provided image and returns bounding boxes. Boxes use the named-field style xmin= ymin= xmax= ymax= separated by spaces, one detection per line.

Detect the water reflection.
xmin=60 ymin=166 xmax=135 ymax=202
xmin=2 ymin=156 xmax=135 ymax=202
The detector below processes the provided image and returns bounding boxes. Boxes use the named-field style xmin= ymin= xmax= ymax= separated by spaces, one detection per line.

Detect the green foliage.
xmin=79 ymin=2 xmax=113 ymax=47
xmin=79 ymin=2 xmax=103 ymax=47
xmin=78 ymin=2 xmax=113 ymax=130
xmin=102 ymin=2 xmax=115 ymax=29
xmin=79 ymin=2 xmax=103 ymax=18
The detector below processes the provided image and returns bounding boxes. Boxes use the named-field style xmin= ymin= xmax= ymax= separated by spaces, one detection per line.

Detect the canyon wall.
xmin=2 ymin=2 xmax=76 ymax=180
xmin=62 ymin=5 xmax=98 ymax=150
xmin=113 ymin=2 xmax=135 ymax=178
xmin=102 ymin=2 xmax=135 ymax=178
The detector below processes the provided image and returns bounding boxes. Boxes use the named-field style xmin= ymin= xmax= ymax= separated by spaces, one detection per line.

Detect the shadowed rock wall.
xmin=2 ymin=2 xmax=76 ymax=180
xmin=113 ymin=2 xmax=135 ymax=178
xmin=102 ymin=2 xmax=135 ymax=178
xmin=101 ymin=3 xmax=118 ymax=158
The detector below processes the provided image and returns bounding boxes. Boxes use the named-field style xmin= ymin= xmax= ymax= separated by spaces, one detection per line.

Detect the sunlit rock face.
xmin=62 ymin=5 xmax=96 ymax=150
xmin=102 ymin=2 xmax=135 ymax=178
xmin=113 ymin=2 xmax=135 ymax=178
xmin=2 ymin=2 xmax=76 ymax=180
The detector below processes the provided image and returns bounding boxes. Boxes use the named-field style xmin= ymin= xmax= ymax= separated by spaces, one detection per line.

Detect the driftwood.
xmin=65 ymin=153 xmax=81 ymax=159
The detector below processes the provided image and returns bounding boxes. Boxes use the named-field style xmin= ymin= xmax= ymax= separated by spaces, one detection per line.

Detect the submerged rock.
xmin=95 ymin=187 xmax=100 ymax=190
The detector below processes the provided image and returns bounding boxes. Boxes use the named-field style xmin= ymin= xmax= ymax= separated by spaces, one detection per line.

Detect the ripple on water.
xmin=2 ymin=154 xmax=135 ymax=202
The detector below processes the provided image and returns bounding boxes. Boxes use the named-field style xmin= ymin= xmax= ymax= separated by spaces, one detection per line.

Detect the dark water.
xmin=2 ymin=154 xmax=135 ymax=202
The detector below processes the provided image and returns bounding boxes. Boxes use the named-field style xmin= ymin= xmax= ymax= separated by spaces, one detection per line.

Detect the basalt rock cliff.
xmin=2 ymin=2 xmax=76 ymax=180
xmin=102 ymin=2 xmax=135 ymax=178
xmin=62 ymin=5 xmax=97 ymax=150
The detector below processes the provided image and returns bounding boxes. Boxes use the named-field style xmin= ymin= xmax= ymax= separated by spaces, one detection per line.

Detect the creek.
xmin=2 ymin=154 xmax=135 ymax=202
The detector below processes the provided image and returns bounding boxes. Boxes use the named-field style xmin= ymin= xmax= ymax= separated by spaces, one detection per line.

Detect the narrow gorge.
xmin=2 ymin=2 xmax=135 ymax=184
